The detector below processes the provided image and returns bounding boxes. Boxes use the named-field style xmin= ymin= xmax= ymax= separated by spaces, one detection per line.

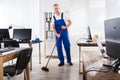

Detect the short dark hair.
xmin=53 ymin=3 xmax=59 ymax=7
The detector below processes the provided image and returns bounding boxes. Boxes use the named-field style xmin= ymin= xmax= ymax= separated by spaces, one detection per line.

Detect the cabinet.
xmin=44 ymin=12 xmax=57 ymax=57
xmin=45 ymin=12 xmax=54 ymax=39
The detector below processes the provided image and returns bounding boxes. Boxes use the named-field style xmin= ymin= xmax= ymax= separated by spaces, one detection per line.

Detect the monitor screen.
xmin=105 ymin=17 xmax=120 ymax=59
xmin=13 ymin=29 xmax=32 ymax=42
xmin=0 ymin=29 xmax=10 ymax=41
xmin=86 ymin=26 xmax=92 ymax=42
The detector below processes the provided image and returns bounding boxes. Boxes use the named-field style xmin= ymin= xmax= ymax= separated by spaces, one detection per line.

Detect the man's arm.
xmin=66 ymin=19 xmax=72 ymax=28
xmin=52 ymin=24 xmax=60 ymax=38
xmin=62 ymin=19 xmax=72 ymax=29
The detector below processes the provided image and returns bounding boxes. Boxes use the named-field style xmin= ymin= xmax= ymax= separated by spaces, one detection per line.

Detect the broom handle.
xmin=54 ymin=30 xmax=62 ymax=46
xmin=45 ymin=30 xmax=62 ymax=67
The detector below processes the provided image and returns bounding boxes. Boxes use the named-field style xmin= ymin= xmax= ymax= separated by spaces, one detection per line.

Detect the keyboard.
xmin=0 ymin=47 xmax=15 ymax=53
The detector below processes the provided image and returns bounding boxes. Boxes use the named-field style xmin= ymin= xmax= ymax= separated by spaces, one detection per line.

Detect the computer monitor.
xmin=0 ymin=29 xmax=10 ymax=41
xmin=86 ymin=26 xmax=92 ymax=42
xmin=13 ymin=29 xmax=32 ymax=42
xmin=104 ymin=17 xmax=120 ymax=59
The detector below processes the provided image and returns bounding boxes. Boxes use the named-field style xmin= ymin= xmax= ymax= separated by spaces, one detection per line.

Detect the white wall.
xmin=43 ymin=0 xmax=70 ymax=12
xmin=69 ymin=0 xmax=88 ymax=38
xmin=0 ymin=0 xmax=106 ymax=57
xmin=69 ymin=0 xmax=88 ymax=57
xmin=88 ymin=0 xmax=105 ymax=39
xmin=0 ymin=0 xmax=41 ymax=39
xmin=105 ymin=0 xmax=120 ymax=19
xmin=0 ymin=0 xmax=42 ymax=56
xmin=69 ymin=0 xmax=105 ymax=57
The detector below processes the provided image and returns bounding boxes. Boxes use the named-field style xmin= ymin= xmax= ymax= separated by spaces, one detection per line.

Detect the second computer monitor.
xmin=13 ymin=29 xmax=32 ymax=42
xmin=105 ymin=17 xmax=120 ymax=59
xmin=0 ymin=29 xmax=10 ymax=41
xmin=86 ymin=26 xmax=92 ymax=42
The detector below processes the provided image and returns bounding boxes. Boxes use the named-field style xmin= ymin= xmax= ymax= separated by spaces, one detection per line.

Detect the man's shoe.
xmin=67 ymin=62 xmax=73 ymax=65
xmin=58 ymin=62 xmax=64 ymax=66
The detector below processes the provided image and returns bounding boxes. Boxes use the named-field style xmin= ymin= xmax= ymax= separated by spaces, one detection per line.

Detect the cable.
xmin=84 ymin=67 xmax=112 ymax=80
xmin=86 ymin=67 xmax=112 ymax=73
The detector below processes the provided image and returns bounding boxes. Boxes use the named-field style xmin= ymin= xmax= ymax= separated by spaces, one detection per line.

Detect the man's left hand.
xmin=61 ymin=26 xmax=67 ymax=30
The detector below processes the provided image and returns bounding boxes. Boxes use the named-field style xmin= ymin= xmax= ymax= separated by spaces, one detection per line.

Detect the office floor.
xmin=3 ymin=55 xmax=81 ymax=80
xmin=3 ymin=49 xmax=120 ymax=80
xmin=30 ymin=56 xmax=81 ymax=80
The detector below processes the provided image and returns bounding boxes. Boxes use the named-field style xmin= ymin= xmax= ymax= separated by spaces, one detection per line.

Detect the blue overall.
xmin=53 ymin=13 xmax=71 ymax=63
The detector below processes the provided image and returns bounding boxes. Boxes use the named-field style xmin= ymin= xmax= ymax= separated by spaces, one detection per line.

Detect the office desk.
xmin=77 ymin=39 xmax=105 ymax=74
xmin=0 ymin=48 xmax=30 ymax=80
xmin=18 ymin=40 xmax=42 ymax=70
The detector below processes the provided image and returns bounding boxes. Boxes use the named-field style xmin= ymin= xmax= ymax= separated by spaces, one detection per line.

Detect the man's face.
xmin=54 ymin=5 xmax=60 ymax=13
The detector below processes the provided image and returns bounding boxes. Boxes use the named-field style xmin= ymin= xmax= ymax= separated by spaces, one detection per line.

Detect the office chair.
xmin=96 ymin=40 xmax=119 ymax=72
xmin=3 ymin=47 xmax=32 ymax=80
xmin=96 ymin=40 xmax=109 ymax=59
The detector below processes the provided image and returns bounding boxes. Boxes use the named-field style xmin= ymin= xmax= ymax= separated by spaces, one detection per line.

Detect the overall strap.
xmin=53 ymin=12 xmax=63 ymax=20
xmin=53 ymin=16 xmax=56 ymax=20
xmin=61 ymin=12 xmax=63 ymax=19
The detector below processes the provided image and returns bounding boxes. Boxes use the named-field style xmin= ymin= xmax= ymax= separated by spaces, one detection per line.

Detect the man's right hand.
xmin=56 ymin=34 xmax=60 ymax=38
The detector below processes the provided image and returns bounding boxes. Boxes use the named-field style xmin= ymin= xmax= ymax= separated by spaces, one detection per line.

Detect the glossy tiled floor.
xmin=4 ymin=56 xmax=81 ymax=80
xmin=4 ymin=49 xmax=119 ymax=80
xmin=30 ymin=56 xmax=81 ymax=80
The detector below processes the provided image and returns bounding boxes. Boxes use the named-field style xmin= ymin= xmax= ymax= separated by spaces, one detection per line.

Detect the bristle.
xmin=41 ymin=66 xmax=49 ymax=72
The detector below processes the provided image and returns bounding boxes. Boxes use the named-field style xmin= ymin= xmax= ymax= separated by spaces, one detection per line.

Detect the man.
xmin=52 ymin=3 xmax=73 ymax=66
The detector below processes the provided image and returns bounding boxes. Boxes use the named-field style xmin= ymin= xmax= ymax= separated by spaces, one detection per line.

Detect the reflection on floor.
xmin=31 ymin=56 xmax=80 ymax=80
xmin=4 ymin=56 xmax=81 ymax=80
xmin=4 ymin=49 xmax=120 ymax=80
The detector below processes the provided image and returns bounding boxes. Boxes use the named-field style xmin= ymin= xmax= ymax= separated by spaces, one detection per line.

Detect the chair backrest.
xmin=4 ymin=40 xmax=19 ymax=47
xmin=15 ymin=47 xmax=32 ymax=70
xmin=96 ymin=40 xmax=106 ymax=54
